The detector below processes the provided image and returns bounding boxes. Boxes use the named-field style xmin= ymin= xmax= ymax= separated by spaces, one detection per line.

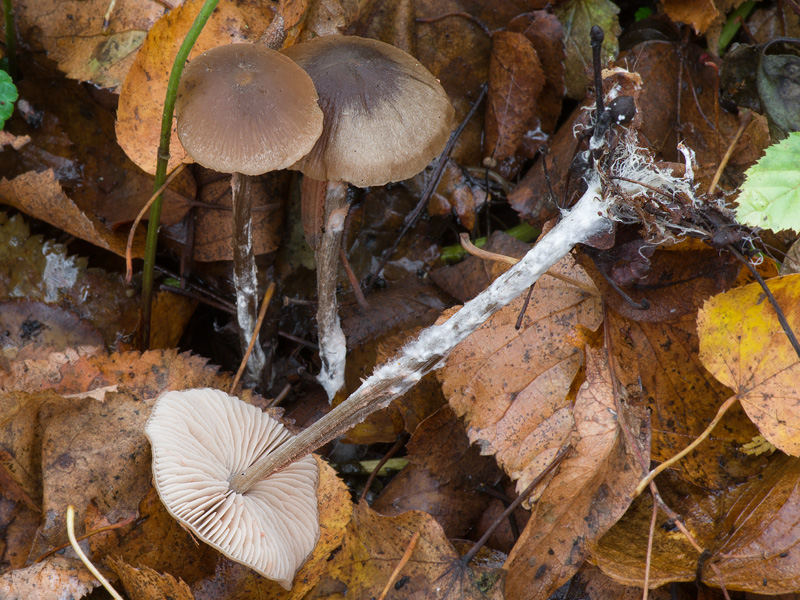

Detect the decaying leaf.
xmin=698 ymin=274 xmax=800 ymax=455
xmin=307 ymin=502 xmax=504 ymax=599
xmin=108 ymin=558 xmax=194 ymax=600
xmin=0 ymin=556 xmax=99 ymax=600
xmin=504 ymin=346 xmax=649 ymax=600
xmin=439 ymin=254 xmax=602 ymax=494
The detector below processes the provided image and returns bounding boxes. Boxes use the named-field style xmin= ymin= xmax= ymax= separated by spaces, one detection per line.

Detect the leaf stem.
xmin=140 ymin=0 xmax=219 ymax=350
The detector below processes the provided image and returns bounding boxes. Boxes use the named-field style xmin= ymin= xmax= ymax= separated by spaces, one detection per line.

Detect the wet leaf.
xmin=555 ymin=0 xmax=621 ymax=99
xmin=0 ymin=556 xmax=99 ymax=600
xmin=504 ymin=346 xmax=650 ymax=600
xmin=698 ymin=274 xmax=800 ymax=455
xmin=439 ymin=255 xmax=602 ymax=494
xmin=307 ymin=501 xmax=504 ymax=599
xmin=661 ymin=0 xmax=720 ymax=35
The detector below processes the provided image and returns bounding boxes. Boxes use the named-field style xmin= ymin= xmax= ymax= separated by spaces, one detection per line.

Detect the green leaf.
xmin=555 ymin=0 xmax=621 ymax=99
xmin=0 ymin=70 xmax=18 ymax=129
xmin=736 ymin=131 xmax=800 ymax=232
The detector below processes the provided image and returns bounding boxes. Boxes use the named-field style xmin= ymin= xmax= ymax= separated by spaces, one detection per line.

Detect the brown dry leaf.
xmin=0 ymin=497 xmax=39 ymax=569
xmin=558 ymin=564 xmax=673 ymax=600
xmin=662 ymin=0 xmax=720 ymax=34
xmin=503 ymin=346 xmax=650 ymax=600
xmin=192 ymin=457 xmax=351 ymax=599
xmin=439 ymin=255 xmax=603 ymax=493
xmin=698 ymin=274 xmax=800 ymax=455
xmin=11 ymin=0 xmax=170 ymax=90
xmin=188 ymin=172 xmax=285 ymax=261
xmin=0 ymin=300 xmax=104 ymax=350
xmin=427 ymin=159 xmax=488 ymax=230
xmin=373 ymin=406 xmax=501 ymax=538
xmin=0 ymin=556 xmax=99 ymax=600
xmin=116 ymin=0 xmax=273 ymax=174
xmin=108 ymin=558 xmax=194 ymax=600
xmin=484 ymin=31 xmax=546 ymax=177
xmin=307 ymin=501 xmax=504 ymax=599
xmin=149 ymin=290 xmax=198 ymax=350
xmin=593 ymin=455 xmax=800 ymax=593
xmin=0 ymin=170 xmax=145 ymax=258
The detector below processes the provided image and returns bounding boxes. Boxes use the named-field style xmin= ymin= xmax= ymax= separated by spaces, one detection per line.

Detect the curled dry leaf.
xmin=307 ymin=501 xmax=504 ymax=600
xmin=698 ymin=274 xmax=800 ymax=456
xmin=116 ymin=0 xmax=272 ymax=174
xmin=0 ymin=170 xmax=145 ymax=258
xmin=661 ymin=0 xmax=722 ymax=35
xmin=438 ymin=254 xmax=602 ymax=494
xmin=108 ymin=558 xmax=194 ymax=600
xmin=504 ymin=346 xmax=650 ymax=600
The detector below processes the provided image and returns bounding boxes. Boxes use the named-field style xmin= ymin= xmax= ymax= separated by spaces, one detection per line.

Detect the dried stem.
xmin=231 ymin=172 xmax=266 ymax=384
xmin=228 ymin=178 xmax=608 ymax=493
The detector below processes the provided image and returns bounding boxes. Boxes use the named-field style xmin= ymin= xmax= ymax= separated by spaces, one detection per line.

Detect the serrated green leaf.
xmin=555 ymin=0 xmax=621 ymax=99
xmin=736 ymin=131 xmax=800 ymax=232
xmin=0 ymin=70 xmax=18 ymax=129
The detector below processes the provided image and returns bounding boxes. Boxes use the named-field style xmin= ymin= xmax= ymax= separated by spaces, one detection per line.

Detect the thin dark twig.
xmin=460 ymin=445 xmax=570 ymax=566
xmin=340 ymin=248 xmax=370 ymax=310
xmin=359 ymin=433 xmax=409 ymax=502
xmin=590 ymin=26 xmax=606 ymax=123
xmin=516 ymin=283 xmax=536 ymax=329
xmin=728 ymin=244 xmax=800 ymax=360
xmin=159 ymin=283 xmax=233 ymax=313
xmin=363 ymin=84 xmax=488 ymax=294
xmin=278 ymin=330 xmax=319 ymax=351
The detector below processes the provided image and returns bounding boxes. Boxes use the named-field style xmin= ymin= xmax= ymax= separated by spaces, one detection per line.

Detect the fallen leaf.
xmin=307 ymin=501 xmax=504 ymax=599
xmin=698 ymin=274 xmax=800 ymax=455
xmin=504 ymin=346 xmax=650 ymax=600
xmin=0 ymin=300 xmax=104 ymax=350
xmin=439 ymin=255 xmax=603 ymax=494
xmin=661 ymin=0 xmax=720 ymax=35
xmin=0 ymin=556 xmax=99 ymax=600
xmin=108 ymin=558 xmax=194 ymax=600
xmin=0 ymin=170 xmax=145 ymax=258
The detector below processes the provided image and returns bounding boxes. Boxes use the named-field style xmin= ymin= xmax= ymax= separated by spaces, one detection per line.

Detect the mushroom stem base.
xmin=229 ymin=178 xmax=609 ymax=493
xmin=232 ymin=172 xmax=266 ymax=384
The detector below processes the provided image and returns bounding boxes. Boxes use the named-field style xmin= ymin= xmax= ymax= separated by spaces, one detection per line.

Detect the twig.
xmin=707 ymin=111 xmax=751 ymax=197
xmin=642 ymin=494 xmax=658 ymax=600
xmin=230 ymin=282 xmax=275 ymax=395
xmin=266 ymin=383 xmax=292 ymax=408
xmin=635 ymin=395 xmax=739 ymax=496
xmin=37 ymin=513 xmax=136 ymax=562
xmin=364 ymin=84 xmax=488 ymax=294
xmin=377 ymin=531 xmax=420 ymax=600
xmin=66 ymin=506 xmax=124 ymax=600
xmin=460 ymin=445 xmax=570 ymax=566
xmin=340 ymin=248 xmax=370 ymax=310
xmin=360 ymin=434 xmax=408 ymax=502
xmin=125 ymin=163 xmax=187 ymax=282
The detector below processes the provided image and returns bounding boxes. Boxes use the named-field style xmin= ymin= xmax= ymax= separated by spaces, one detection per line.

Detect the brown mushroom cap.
xmin=176 ymin=43 xmax=323 ymax=176
xmin=144 ymin=388 xmax=319 ymax=589
xmin=283 ymin=35 xmax=454 ymax=187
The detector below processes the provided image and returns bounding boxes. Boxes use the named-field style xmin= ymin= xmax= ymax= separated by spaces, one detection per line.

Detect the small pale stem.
xmin=314 ymin=181 xmax=350 ymax=400
xmin=228 ymin=178 xmax=608 ymax=494
xmin=231 ymin=172 xmax=266 ymax=384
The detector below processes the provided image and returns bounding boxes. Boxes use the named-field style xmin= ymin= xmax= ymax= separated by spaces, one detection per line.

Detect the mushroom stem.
xmin=231 ymin=172 xmax=267 ymax=383
xmin=228 ymin=178 xmax=609 ymax=493
xmin=312 ymin=180 xmax=350 ymax=400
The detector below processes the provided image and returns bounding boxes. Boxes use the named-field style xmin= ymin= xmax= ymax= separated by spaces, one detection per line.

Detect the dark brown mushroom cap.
xmin=176 ymin=43 xmax=323 ymax=176
xmin=283 ymin=36 xmax=454 ymax=187
xmin=144 ymin=388 xmax=320 ymax=590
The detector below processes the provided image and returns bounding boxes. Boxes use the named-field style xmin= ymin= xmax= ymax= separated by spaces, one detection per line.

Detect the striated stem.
xmin=314 ymin=181 xmax=350 ymax=399
xmin=229 ymin=178 xmax=608 ymax=493
xmin=231 ymin=172 xmax=266 ymax=384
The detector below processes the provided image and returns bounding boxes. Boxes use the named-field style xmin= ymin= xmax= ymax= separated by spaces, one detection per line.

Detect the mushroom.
xmin=283 ymin=35 xmax=455 ymax=400
xmin=144 ymin=388 xmax=320 ymax=589
xmin=176 ymin=43 xmax=323 ymax=383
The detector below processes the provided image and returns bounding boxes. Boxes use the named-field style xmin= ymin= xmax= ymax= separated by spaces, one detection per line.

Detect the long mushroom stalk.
xmin=310 ymin=180 xmax=350 ymax=399
xmin=231 ymin=173 xmax=267 ymax=381
xmin=228 ymin=177 xmax=609 ymax=493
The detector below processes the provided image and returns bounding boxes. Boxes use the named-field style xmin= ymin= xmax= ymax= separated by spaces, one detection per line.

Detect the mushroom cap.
xmin=144 ymin=388 xmax=319 ymax=589
xmin=283 ymin=35 xmax=455 ymax=187
xmin=176 ymin=43 xmax=323 ymax=176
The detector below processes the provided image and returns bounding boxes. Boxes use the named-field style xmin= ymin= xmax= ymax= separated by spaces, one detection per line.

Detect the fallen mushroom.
xmin=176 ymin=43 xmax=323 ymax=384
xmin=283 ymin=35 xmax=455 ymax=400
xmin=144 ymin=388 xmax=320 ymax=589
